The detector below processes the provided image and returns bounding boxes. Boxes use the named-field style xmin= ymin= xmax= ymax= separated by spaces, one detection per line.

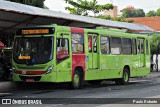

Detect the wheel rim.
xmin=73 ymin=74 xmax=79 ymax=87
xmin=124 ymin=72 xmax=128 ymax=82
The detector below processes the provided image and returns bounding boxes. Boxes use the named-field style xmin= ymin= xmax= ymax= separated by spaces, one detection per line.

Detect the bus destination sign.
xmin=16 ymin=28 xmax=54 ymax=35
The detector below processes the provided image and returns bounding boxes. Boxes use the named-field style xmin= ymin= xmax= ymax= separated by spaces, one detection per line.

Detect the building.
xmin=103 ymin=6 xmax=118 ymax=18
xmin=120 ymin=6 xmax=134 ymax=13
xmin=125 ymin=16 xmax=160 ymax=31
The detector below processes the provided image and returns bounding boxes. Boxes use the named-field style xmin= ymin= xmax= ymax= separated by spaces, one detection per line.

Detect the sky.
xmin=44 ymin=0 xmax=160 ymax=15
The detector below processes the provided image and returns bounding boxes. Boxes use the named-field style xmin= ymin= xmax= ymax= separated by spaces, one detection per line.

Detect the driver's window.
xmin=56 ymin=38 xmax=69 ymax=61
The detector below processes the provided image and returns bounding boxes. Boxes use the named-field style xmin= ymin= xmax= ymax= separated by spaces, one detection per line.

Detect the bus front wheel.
xmin=69 ymin=70 xmax=83 ymax=89
xmin=115 ymin=68 xmax=130 ymax=85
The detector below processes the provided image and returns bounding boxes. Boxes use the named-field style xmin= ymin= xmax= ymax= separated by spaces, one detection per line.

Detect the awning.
xmin=0 ymin=0 xmax=155 ymax=35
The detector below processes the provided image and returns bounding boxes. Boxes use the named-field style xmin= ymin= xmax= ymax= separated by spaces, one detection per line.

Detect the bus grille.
xmin=19 ymin=76 xmax=41 ymax=81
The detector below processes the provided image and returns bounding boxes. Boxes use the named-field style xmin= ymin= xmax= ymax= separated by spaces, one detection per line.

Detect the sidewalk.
xmin=0 ymin=71 xmax=160 ymax=93
xmin=145 ymin=71 xmax=160 ymax=78
xmin=0 ymin=81 xmax=16 ymax=93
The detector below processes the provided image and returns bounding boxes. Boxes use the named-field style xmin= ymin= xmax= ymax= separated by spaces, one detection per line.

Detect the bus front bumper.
xmin=12 ymin=72 xmax=57 ymax=82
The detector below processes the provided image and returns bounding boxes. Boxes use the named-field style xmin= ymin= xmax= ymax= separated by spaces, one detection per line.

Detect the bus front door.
xmin=56 ymin=32 xmax=72 ymax=82
xmin=138 ymin=39 xmax=145 ymax=67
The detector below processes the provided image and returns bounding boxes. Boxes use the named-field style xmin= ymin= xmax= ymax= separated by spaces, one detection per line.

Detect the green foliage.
xmin=122 ymin=9 xmax=132 ymax=18
xmin=145 ymin=8 xmax=160 ymax=17
xmin=113 ymin=17 xmax=125 ymax=22
xmin=135 ymin=9 xmax=145 ymax=17
xmin=6 ymin=0 xmax=45 ymax=8
xmin=146 ymin=10 xmax=157 ymax=17
xmin=95 ymin=15 xmax=133 ymax=23
xmin=65 ymin=0 xmax=113 ymax=16
xmin=122 ymin=8 xmax=145 ymax=18
xmin=156 ymin=8 xmax=160 ymax=16
xmin=95 ymin=15 xmax=112 ymax=20
xmin=65 ymin=0 xmax=89 ymax=16
xmin=150 ymin=34 xmax=160 ymax=71
xmin=150 ymin=34 xmax=160 ymax=55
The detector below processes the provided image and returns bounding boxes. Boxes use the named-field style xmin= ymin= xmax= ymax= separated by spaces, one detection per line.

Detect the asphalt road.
xmin=0 ymin=72 xmax=160 ymax=107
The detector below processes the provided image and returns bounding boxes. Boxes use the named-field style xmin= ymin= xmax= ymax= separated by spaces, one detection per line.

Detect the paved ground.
xmin=0 ymin=71 xmax=160 ymax=107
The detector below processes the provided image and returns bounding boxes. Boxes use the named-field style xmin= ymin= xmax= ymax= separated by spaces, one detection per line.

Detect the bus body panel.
xmin=12 ymin=25 xmax=150 ymax=84
xmin=72 ymin=54 xmax=86 ymax=80
xmin=70 ymin=27 xmax=86 ymax=80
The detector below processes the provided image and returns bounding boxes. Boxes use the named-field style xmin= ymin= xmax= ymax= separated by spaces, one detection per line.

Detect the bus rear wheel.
xmin=69 ymin=70 xmax=83 ymax=89
xmin=115 ymin=68 xmax=130 ymax=85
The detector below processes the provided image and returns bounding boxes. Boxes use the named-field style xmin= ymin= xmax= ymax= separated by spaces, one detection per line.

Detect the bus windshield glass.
xmin=13 ymin=36 xmax=53 ymax=65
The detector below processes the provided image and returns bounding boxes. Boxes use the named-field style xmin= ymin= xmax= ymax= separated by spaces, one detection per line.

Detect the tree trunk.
xmin=151 ymin=54 xmax=154 ymax=71
xmin=156 ymin=54 xmax=158 ymax=71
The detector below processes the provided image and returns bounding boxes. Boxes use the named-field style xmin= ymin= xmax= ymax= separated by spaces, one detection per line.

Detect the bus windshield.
xmin=13 ymin=36 xmax=53 ymax=65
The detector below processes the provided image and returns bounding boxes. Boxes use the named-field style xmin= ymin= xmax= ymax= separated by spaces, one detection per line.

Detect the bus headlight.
xmin=45 ymin=65 xmax=53 ymax=74
xmin=12 ymin=67 xmax=16 ymax=73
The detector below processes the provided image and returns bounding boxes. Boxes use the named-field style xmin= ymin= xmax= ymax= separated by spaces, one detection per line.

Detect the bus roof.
xmin=15 ymin=24 xmax=149 ymax=39
xmin=85 ymin=27 xmax=149 ymax=38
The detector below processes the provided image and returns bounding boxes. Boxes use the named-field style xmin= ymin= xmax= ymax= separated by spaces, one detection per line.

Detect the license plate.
xmin=22 ymin=70 xmax=26 ymax=74
xmin=26 ymin=79 xmax=34 ymax=82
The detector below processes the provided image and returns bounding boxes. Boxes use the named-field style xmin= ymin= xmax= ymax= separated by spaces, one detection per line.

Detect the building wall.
xmin=103 ymin=6 xmax=118 ymax=18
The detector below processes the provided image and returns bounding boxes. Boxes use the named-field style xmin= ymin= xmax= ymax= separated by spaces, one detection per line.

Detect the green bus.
xmin=12 ymin=24 xmax=150 ymax=89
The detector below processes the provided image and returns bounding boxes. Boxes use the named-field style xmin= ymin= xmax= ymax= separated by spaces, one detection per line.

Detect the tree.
xmin=156 ymin=8 xmax=160 ymax=16
xmin=134 ymin=9 xmax=145 ymax=17
xmin=122 ymin=9 xmax=133 ymax=18
xmin=65 ymin=0 xmax=113 ymax=16
xmin=150 ymin=34 xmax=160 ymax=71
xmin=6 ymin=0 xmax=45 ymax=8
xmin=95 ymin=15 xmax=112 ymax=20
xmin=122 ymin=8 xmax=145 ymax=18
xmin=65 ymin=0 xmax=89 ymax=16
xmin=95 ymin=15 xmax=133 ymax=23
xmin=146 ymin=10 xmax=157 ymax=17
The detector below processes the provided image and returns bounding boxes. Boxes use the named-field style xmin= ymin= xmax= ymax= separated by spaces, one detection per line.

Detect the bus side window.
xmin=146 ymin=40 xmax=149 ymax=55
xmin=88 ymin=36 xmax=92 ymax=52
xmin=138 ymin=40 xmax=140 ymax=54
xmin=101 ymin=36 xmax=110 ymax=54
xmin=122 ymin=38 xmax=132 ymax=55
xmin=93 ymin=36 xmax=97 ymax=53
xmin=141 ymin=40 xmax=144 ymax=54
xmin=110 ymin=37 xmax=121 ymax=54
xmin=56 ymin=38 xmax=69 ymax=60
xmin=132 ymin=39 xmax=137 ymax=55
xmin=72 ymin=33 xmax=84 ymax=53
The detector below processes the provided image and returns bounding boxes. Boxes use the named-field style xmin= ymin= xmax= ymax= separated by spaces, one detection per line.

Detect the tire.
xmin=115 ymin=68 xmax=130 ymax=85
xmin=69 ymin=69 xmax=83 ymax=89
